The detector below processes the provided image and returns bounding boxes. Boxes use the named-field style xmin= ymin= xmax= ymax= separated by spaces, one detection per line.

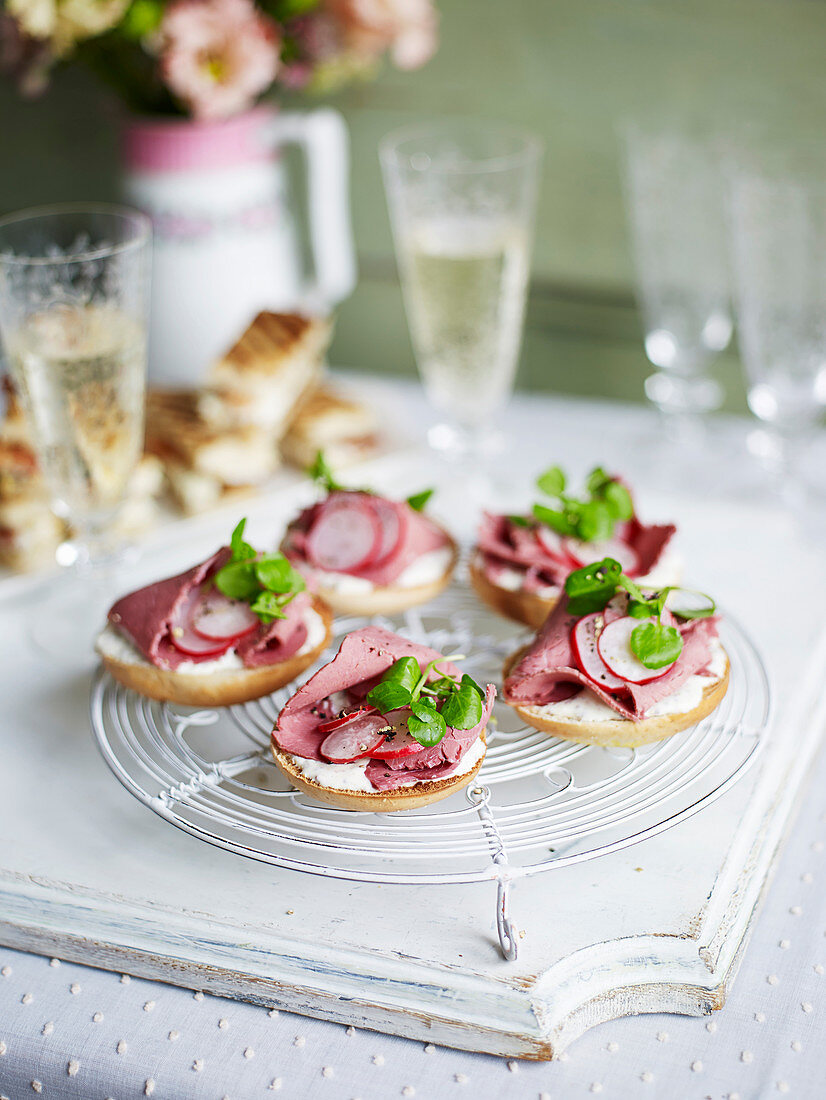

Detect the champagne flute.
xmin=0 ymin=204 xmax=151 ymax=658
xmin=380 ymin=121 xmax=541 ymax=473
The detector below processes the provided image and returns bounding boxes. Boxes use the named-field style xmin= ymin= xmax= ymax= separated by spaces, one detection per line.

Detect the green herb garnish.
xmin=366 ymin=656 xmax=485 ymax=747
xmin=529 ymin=464 xmax=633 ymax=542
xmin=214 ymin=519 xmax=306 ymax=624
xmin=563 ymin=559 xmax=717 ymax=671
xmin=308 ymin=450 xmax=435 ymax=515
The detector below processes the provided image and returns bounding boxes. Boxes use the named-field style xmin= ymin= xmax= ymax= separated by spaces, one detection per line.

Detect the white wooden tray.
xmin=2 ymin=443 xmax=824 ymax=1058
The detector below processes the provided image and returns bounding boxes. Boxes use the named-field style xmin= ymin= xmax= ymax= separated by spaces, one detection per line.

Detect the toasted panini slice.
xmin=281 ymin=384 xmax=380 ymax=470
xmin=146 ymin=389 xmax=278 ymax=486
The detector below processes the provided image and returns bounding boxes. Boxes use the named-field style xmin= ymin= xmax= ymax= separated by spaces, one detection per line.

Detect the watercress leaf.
xmin=603 ymin=480 xmax=633 ymax=522
xmin=617 ymin=573 xmax=647 ymax=604
xmin=586 ymin=466 xmax=610 ymax=495
xmin=564 ymin=557 xmax=622 ymax=615
xmin=577 ymin=499 xmax=613 ymax=542
xmin=229 ymin=518 xmax=256 ymax=562
xmin=536 ymin=465 xmax=566 ymax=498
xmin=533 ymin=503 xmax=576 ymax=536
xmin=442 ymin=680 xmax=484 ymax=730
xmin=507 ymin=514 xmax=531 ymax=528
xmin=630 ymin=621 xmax=683 ymax=670
xmin=255 ymin=554 xmax=303 ymax=594
xmin=367 ymin=681 xmax=413 ymax=712
xmin=406 ymin=488 xmax=435 ymax=512
xmin=461 ymin=672 xmax=486 ymax=699
xmin=214 ymin=560 xmax=260 ymax=601
xmin=249 ymin=590 xmax=287 ymax=622
xmin=307 ymin=449 xmax=343 ymax=493
xmin=382 ymin=655 xmax=421 ymax=693
xmin=407 ymin=699 xmax=447 ymax=747
xmin=628 ymin=599 xmax=655 ymax=619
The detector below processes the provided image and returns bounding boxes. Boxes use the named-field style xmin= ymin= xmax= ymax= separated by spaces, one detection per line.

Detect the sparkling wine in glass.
xmin=0 ymin=204 xmax=151 ymax=658
xmin=381 ymin=122 xmax=541 ymax=460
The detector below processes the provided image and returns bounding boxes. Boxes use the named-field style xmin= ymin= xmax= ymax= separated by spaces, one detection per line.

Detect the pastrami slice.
xmin=273 ymin=627 xmax=460 ymax=761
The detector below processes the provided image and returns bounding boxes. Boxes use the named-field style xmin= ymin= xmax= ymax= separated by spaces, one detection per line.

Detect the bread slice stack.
xmin=199 ymin=311 xmax=332 ymax=433
xmin=281 ymin=384 xmax=380 ymax=472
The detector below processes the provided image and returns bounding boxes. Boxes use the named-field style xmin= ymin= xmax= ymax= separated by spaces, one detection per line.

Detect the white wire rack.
xmin=90 ymin=585 xmax=770 ymax=960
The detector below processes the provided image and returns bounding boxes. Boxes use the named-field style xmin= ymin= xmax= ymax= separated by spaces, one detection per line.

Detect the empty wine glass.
xmin=621 ymin=124 xmax=732 ymax=443
xmin=728 ymin=170 xmax=826 ymax=503
xmin=0 ymin=204 xmax=151 ymax=658
xmin=380 ymin=121 xmax=541 ymax=463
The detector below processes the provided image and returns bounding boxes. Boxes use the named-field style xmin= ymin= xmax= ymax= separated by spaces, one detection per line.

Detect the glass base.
xmin=645 ymin=371 xmax=724 ymax=415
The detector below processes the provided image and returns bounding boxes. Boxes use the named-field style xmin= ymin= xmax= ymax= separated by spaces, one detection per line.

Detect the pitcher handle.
xmin=274 ymin=108 xmax=356 ymax=311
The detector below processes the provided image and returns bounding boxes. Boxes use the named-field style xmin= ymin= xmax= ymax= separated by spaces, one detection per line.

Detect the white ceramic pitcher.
xmin=122 ymin=105 xmax=355 ymax=387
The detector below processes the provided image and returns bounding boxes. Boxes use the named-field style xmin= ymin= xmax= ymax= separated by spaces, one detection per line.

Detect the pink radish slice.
xmin=319 ymin=711 xmax=389 ymax=763
xmin=596 ymin=615 xmax=675 ymax=684
xmin=368 ymin=707 xmax=425 ymax=759
xmin=192 ymin=588 xmax=259 ymax=642
xmin=169 ymin=590 xmax=232 ymax=657
xmin=367 ymin=497 xmax=407 ymax=565
xmin=563 ymin=536 xmax=639 ymax=574
xmin=570 ymin=613 xmax=626 ymax=690
xmin=536 ymin=525 xmax=575 ymax=564
xmin=306 ymin=496 xmax=382 ymax=573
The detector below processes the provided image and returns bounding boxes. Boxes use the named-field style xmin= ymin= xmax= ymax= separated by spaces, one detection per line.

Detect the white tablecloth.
xmin=1 ymin=378 xmax=824 ymax=1100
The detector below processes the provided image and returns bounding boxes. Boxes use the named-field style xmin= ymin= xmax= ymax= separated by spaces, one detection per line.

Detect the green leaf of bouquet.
xmin=630 ymin=621 xmax=683 ymax=669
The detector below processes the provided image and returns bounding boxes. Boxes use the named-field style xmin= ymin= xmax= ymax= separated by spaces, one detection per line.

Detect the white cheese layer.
xmin=315 ymin=545 xmax=454 ymax=594
xmin=287 ymin=733 xmax=487 ymax=794
xmin=527 ymin=637 xmax=728 ymax=724
xmin=96 ymin=608 xmax=327 ymax=676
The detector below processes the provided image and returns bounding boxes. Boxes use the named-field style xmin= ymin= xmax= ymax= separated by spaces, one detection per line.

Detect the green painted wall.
xmin=3 ymin=0 xmax=826 ymax=411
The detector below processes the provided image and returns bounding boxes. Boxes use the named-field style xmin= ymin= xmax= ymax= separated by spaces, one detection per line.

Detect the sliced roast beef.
xmin=477 ymin=511 xmax=676 ymax=589
xmin=274 ymin=626 xmax=461 ymax=761
xmin=108 ymin=548 xmax=231 ymax=670
xmin=363 ymin=684 xmax=495 ymax=790
xmin=234 ymin=590 xmax=312 ymax=668
xmin=504 ymin=597 xmax=719 ymax=720
xmin=283 ymin=491 xmax=450 ymax=586
xmin=108 ymin=548 xmax=313 ymax=671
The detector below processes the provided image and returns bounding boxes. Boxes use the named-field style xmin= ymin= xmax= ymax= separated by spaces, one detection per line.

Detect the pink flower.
xmin=324 ymin=0 xmax=438 ymax=71
xmin=160 ymin=0 xmax=280 ymax=120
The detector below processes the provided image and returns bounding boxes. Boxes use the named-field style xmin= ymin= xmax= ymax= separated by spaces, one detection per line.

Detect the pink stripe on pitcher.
xmin=123 ymin=106 xmax=277 ymax=173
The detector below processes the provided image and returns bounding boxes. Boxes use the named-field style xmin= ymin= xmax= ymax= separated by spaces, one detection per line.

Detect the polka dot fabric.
xmin=1 ymin=743 xmax=824 ymax=1100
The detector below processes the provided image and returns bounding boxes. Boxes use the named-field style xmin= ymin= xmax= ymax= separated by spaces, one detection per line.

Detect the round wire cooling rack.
xmin=90 ymin=585 xmax=771 ymax=960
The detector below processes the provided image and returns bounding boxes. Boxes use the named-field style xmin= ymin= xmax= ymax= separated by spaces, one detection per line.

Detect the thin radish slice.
xmin=367 ymin=497 xmax=407 ymax=565
xmin=317 ymin=705 xmax=377 ymax=735
xmin=368 ymin=707 xmax=425 ymax=759
xmin=597 ymin=615 xmax=676 ymax=684
xmin=306 ymin=495 xmax=382 ymax=573
xmin=665 ymin=588 xmax=716 ymax=619
xmin=563 ymin=536 xmax=639 ymax=575
xmin=536 ymin=525 xmax=574 ymax=564
xmin=319 ymin=712 xmax=389 ymax=763
xmin=192 ymin=588 xmax=259 ymax=642
xmin=169 ymin=590 xmax=233 ymax=657
xmin=570 ymin=613 xmax=625 ymax=690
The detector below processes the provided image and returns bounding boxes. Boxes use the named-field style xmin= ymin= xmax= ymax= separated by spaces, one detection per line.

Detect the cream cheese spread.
xmin=286 ymin=733 xmax=487 ymax=793
xmin=315 ymin=545 xmax=454 ymax=594
xmin=96 ymin=608 xmax=327 ymax=676
xmin=526 ymin=637 xmax=727 ymax=724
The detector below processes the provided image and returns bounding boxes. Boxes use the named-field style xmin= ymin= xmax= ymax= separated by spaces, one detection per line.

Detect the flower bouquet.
xmin=1 ymin=0 xmax=438 ymax=118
